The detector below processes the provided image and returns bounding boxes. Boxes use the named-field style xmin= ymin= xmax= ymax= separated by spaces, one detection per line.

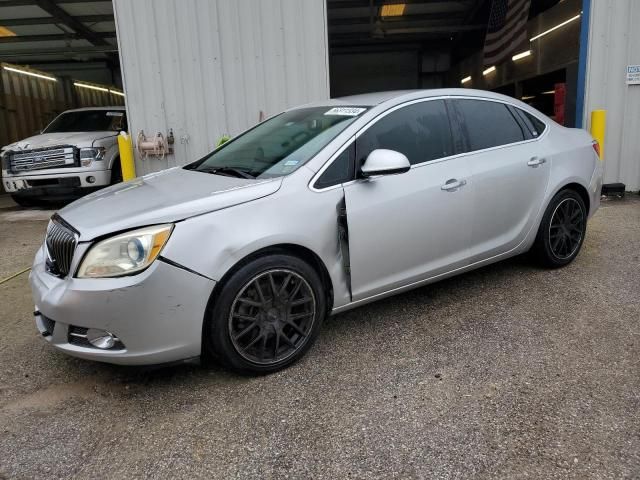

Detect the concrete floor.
xmin=0 ymin=194 xmax=638 ymax=479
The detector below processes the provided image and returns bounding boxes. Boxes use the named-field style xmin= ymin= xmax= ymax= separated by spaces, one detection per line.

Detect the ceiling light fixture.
xmin=530 ymin=14 xmax=581 ymax=42
xmin=0 ymin=26 xmax=16 ymax=37
xmin=542 ymin=90 xmax=556 ymax=95
xmin=380 ymin=3 xmax=406 ymax=17
xmin=521 ymin=95 xmax=536 ymax=100
xmin=3 ymin=65 xmax=56 ymax=82
xmin=482 ymin=66 xmax=496 ymax=76
xmin=512 ymin=50 xmax=532 ymax=61
xmin=109 ymin=89 xmax=125 ymax=97
xmin=74 ymin=82 xmax=109 ymax=92
xmin=461 ymin=76 xmax=472 ymax=84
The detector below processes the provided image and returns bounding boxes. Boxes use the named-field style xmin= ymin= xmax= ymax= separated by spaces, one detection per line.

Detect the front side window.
xmin=186 ymin=106 xmax=368 ymax=179
xmin=453 ymin=99 xmax=525 ymax=152
xmin=356 ymin=100 xmax=453 ymax=167
xmin=44 ymin=110 xmax=126 ymax=133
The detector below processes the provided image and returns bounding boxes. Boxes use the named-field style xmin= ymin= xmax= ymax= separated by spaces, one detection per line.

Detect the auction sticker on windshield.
xmin=324 ymin=107 xmax=367 ymax=116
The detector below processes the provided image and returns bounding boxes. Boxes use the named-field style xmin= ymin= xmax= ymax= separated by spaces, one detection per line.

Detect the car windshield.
xmin=43 ymin=110 xmax=126 ymax=133
xmin=185 ymin=106 xmax=369 ymax=179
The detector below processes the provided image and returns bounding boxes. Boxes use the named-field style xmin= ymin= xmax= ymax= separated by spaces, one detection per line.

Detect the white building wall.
xmin=583 ymin=0 xmax=640 ymax=191
xmin=113 ymin=0 xmax=330 ymax=174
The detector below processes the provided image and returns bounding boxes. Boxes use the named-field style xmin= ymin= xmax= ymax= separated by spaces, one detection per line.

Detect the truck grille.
xmin=10 ymin=146 xmax=78 ymax=172
xmin=45 ymin=216 xmax=78 ymax=277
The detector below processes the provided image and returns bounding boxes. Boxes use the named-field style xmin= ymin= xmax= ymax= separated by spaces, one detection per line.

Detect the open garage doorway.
xmin=0 ymin=0 xmax=123 ymax=147
xmin=326 ymin=0 xmax=585 ymax=127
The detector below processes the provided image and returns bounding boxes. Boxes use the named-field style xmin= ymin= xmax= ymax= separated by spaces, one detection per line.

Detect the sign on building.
xmin=626 ymin=65 xmax=640 ymax=85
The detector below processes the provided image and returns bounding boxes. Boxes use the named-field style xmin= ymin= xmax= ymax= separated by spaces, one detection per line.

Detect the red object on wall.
xmin=554 ymin=83 xmax=566 ymax=125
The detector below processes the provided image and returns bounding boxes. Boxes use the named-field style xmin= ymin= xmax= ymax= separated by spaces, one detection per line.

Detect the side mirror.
xmin=361 ymin=149 xmax=410 ymax=177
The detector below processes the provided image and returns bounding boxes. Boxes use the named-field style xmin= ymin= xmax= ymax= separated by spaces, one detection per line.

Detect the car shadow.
xmin=50 ymin=253 xmax=537 ymax=390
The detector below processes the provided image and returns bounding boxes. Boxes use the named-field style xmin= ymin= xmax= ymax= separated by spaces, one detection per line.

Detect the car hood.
xmin=58 ymin=167 xmax=283 ymax=241
xmin=3 ymin=131 xmax=117 ymax=151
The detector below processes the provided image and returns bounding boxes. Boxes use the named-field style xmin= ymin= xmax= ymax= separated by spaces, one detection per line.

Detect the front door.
xmin=343 ymin=99 xmax=474 ymax=301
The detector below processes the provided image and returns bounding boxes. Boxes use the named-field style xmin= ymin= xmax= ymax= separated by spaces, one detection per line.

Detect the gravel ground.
xmin=0 ymin=194 xmax=638 ymax=479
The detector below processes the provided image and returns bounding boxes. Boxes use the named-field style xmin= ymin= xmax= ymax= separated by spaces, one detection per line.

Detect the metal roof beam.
xmin=0 ymin=32 xmax=116 ymax=43
xmin=2 ymin=14 xmax=113 ymax=26
xmin=32 ymin=0 xmax=111 ymax=47
xmin=328 ymin=0 xmax=471 ymax=10
xmin=0 ymin=45 xmax=117 ymax=58
xmin=0 ymin=0 xmax=109 ymax=6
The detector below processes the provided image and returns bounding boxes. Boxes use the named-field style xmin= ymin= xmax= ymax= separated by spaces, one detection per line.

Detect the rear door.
xmin=342 ymin=99 xmax=474 ymax=300
xmin=448 ymin=98 xmax=550 ymax=262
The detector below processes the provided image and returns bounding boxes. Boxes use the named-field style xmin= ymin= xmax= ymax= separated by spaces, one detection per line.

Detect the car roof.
xmin=62 ymin=106 xmax=126 ymax=113
xmin=334 ymin=88 xmax=524 ymax=106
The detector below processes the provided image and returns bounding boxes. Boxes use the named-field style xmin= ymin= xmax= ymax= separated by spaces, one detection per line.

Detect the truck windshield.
xmin=184 ymin=106 xmax=368 ymax=179
xmin=43 ymin=110 xmax=126 ymax=133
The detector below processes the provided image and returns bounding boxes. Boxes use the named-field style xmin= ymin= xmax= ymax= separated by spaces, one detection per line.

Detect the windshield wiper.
xmin=200 ymin=166 xmax=255 ymax=179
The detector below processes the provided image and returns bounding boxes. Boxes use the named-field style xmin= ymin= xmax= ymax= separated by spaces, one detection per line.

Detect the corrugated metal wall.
xmin=584 ymin=0 xmax=640 ymax=191
xmin=113 ymin=0 xmax=330 ymax=175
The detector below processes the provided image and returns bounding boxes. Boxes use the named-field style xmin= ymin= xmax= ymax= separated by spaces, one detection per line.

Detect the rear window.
xmin=453 ymin=99 xmax=525 ymax=152
xmin=523 ymin=111 xmax=546 ymax=137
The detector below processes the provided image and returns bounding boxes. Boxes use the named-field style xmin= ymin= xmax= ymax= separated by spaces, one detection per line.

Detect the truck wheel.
xmin=111 ymin=158 xmax=123 ymax=184
xmin=11 ymin=194 xmax=35 ymax=208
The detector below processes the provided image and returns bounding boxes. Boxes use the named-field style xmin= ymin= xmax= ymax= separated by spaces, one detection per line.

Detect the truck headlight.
xmin=80 ymin=147 xmax=106 ymax=166
xmin=77 ymin=224 xmax=173 ymax=278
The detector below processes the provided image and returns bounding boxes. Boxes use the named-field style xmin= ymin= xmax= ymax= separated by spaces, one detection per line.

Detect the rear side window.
xmin=522 ymin=110 xmax=546 ymax=137
xmin=314 ymin=143 xmax=355 ymax=189
xmin=356 ymin=100 xmax=453 ymax=166
xmin=453 ymin=99 xmax=525 ymax=152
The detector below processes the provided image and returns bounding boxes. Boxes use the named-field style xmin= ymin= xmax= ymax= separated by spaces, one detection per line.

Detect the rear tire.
xmin=204 ymin=254 xmax=326 ymax=375
xmin=532 ymin=189 xmax=587 ymax=268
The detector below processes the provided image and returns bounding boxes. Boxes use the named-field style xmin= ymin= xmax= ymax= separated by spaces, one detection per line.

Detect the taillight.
xmin=592 ymin=140 xmax=601 ymax=158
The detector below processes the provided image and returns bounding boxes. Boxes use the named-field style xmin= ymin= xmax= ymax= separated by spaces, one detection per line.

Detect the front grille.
xmin=68 ymin=326 xmax=91 ymax=347
xmin=10 ymin=145 xmax=78 ymax=172
xmin=45 ymin=216 xmax=78 ymax=277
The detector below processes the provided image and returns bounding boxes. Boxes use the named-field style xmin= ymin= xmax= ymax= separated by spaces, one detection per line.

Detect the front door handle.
xmin=527 ymin=157 xmax=547 ymax=167
xmin=441 ymin=178 xmax=467 ymax=191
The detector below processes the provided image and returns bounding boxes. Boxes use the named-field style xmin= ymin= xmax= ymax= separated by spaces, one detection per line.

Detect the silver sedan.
xmin=30 ymin=89 xmax=603 ymax=373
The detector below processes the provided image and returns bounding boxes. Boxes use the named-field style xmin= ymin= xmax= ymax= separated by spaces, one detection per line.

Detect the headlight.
xmin=77 ymin=224 xmax=173 ymax=278
xmin=80 ymin=147 xmax=106 ymax=166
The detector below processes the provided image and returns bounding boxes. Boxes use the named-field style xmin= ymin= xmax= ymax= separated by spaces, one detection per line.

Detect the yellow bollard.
xmin=117 ymin=131 xmax=136 ymax=181
xmin=590 ymin=110 xmax=606 ymax=160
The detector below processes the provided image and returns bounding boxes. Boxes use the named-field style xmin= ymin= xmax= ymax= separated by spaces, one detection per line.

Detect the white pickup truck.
xmin=1 ymin=106 xmax=126 ymax=206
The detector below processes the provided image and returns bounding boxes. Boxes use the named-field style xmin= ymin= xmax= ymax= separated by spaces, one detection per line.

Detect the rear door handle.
xmin=441 ymin=178 xmax=467 ymax=191
xmin=527 ymin=157 xmax=547 ymax=167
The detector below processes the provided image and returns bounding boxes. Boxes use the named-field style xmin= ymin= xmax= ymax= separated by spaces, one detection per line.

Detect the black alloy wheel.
xmin=548 ymin=197 xmax=585 ymax=260
xmin=228 ymin=269 xmax=316 ymax=365
xmin=532 ymin=189 xmax=587 ymax=268
xmin=204 ymin=254 xmax=325 ymax=374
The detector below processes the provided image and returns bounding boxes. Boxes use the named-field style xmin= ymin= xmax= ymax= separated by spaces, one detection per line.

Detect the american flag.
xmin=483 ymin=0 xmax=531 ymax=66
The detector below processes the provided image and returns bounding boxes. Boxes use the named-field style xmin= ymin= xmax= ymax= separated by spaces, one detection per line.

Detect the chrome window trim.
xmin=309 ymin=95 xmax=549 ymax=193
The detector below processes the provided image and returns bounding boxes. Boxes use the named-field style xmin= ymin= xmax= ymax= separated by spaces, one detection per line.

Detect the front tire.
xmin=204 ymin=254 xmax=326 ymax=374
xmin=532 ymin=189 xmax=587 ymax=268
xmin=11 ymin=194 xmax=36 ymax=207
xmin=110 ymin=158 xmax=123 ymax=185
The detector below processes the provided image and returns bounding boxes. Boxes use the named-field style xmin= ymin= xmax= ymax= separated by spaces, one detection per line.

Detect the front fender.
xmin=161 ymin=183 xmax=352 ymax=309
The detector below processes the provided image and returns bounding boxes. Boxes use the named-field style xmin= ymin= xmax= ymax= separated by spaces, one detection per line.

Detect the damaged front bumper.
xmin=29 ymin=244 xmax=216 ymax=365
